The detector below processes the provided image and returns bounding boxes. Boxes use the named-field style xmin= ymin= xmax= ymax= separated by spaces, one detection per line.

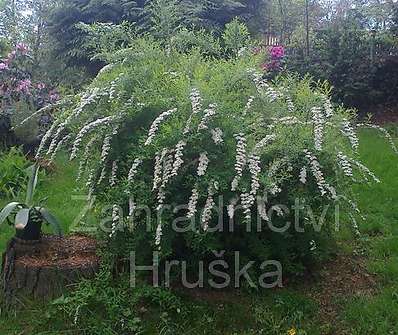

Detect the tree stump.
xmin=1 ymin=235 xmax=99 ymax=304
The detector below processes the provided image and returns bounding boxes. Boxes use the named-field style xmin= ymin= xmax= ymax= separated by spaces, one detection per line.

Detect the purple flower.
xmin=253 ymin=47 xmax=262 ymax=55
xmin=0 ymin=63 xmax=8 ymax=71
xmin=262 ymin=60 xmax=281 ymax=72
xmin=15 ymin=43 xmax=29 ymax=55
xmin=49 ymin=90 xmax=60 ymax=102
xmin=37 ymin=82 xmax=46 ymax=90
xmin=270 ymin=46 xmax=285 ymax=59
xmin=16 ymin=79 xmax=32 ymax=94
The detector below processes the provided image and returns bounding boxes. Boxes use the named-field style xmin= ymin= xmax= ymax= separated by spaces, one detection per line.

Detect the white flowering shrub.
xmin=36 ymin=39 xmax=396 ymax=275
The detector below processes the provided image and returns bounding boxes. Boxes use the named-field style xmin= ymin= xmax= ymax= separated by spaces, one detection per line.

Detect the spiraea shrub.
xmin=36 ymin=38 xmax=396 ymax=278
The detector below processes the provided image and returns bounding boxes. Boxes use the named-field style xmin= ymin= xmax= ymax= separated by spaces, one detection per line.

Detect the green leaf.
xmin=15 ymin=208 xmax=30 ymax=230
xmin=26 ymin=164 xmax=40 ymax=206
xmin=40 ymin=208 xmax=63 ymax=236
xmin=0 ymin=202 xmax=22 ymax=225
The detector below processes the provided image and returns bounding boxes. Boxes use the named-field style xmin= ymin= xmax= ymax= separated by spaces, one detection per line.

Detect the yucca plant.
xmin=0 ymin=164 xmax=62 ymax=241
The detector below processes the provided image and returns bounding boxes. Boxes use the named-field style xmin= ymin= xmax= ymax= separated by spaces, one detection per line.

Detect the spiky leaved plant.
xmin=0 ymin=164 xmax=62 ymax=241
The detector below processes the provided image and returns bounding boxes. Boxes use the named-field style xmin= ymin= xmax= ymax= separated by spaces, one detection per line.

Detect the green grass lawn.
xmin=0 ymin=129 xmax=397 ymax=335
xmin=0 ymin=153 xmax=99 ymax=255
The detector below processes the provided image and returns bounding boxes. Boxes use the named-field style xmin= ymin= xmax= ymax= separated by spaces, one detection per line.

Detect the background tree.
xmin=0 ymin=0 xmax=26 ymax=43
xmin=222 ymin=18 xmax=250 ymax=56
xmin=144 ymin=0 xmax=202 ymax=42
xmin=47 ymin=0 xmax=130 ymax=75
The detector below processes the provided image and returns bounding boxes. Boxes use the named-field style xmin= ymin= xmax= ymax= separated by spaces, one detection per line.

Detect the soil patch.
xmin=303 ymin=253 xmax=378 ymax=333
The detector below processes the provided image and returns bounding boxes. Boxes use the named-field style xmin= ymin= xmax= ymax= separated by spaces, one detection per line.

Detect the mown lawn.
xmin=0 ymin=128 xmax=397 ymax=335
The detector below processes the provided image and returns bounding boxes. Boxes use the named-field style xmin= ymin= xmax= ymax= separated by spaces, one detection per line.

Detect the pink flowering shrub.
xmin=270 ymin=46 xmax=285 ymax=59
xmin=261 ymin=45 xmax=285 ymax=74
xmin=0 ymin=43 xmax=59 ymax=106
xmin=0 ymin=43 xmax=59 ymax=148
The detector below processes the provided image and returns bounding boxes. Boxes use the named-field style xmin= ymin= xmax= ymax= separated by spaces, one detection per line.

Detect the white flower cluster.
xmin=190 ymin=88 xmax=202 ymax=115
xmin=187 ymin=187 xmax=199 ymax=218
xmin=17 ymin=104 xmax=55 ymax=130
xmin=304 ymin=150 xmax=336 ymax=199
xmin=269 ymin=184 xmax=282 ymax=195
xmin=198 ymin=103 xmax=217 ymax=131
xmin=98 ymin=165 xmax=108 ymax=186
xmin=231 ymin=133 xmax=247 ymax=191
xmin=299 ymin=167 xmax=307 ymax=184
xmin=47 ymin=122 xmax=66 ymax=156
xmin=254 ymin=134 xmax=277 ymax=152
xmin=243 ymin=96 xmax=255 ymax=116
xmin=270 ymin=158 xmax=287 ymax=173
xmin=237 ymin=47 xmax=248 ymax=57
xmin=201 ymin=182 xmax=218 ymax=231
xmin=70 ymin=116 xmax=114 ymax=160
xmin=267 ymin=158 xmax=287 ymax=193
xmin=77 ymin=136 xmax=98 ymax=182
xmin=171 ymin=140 xmax=186 ymax=177
xmin=349 ymin=214 xmax=361 ymax=237
xmin=79 ymin=87 xmax=103 ymax=110
xmin=239 ymin=152 xmax=259 ymax=218
xmin=286 ymin=96 xmax=295 ymax=113
xmin=110 ymin=205 xmax=120 ymax=238
xmin=36 ymin=88 xmax=106 ymax=160
xmin=248 ymin=154 xmax=261 ymax=196
xmin=128 ymin=158 xmax=143 ymax=184
xmin=67 ymin=88 xmax=105 ymax=125
xmin=311 ymin=107 xmax=325 ymax=151
xmin=184 ymin=88 xmax=203 ymax=134
xmin=155 ymin=223 xmax=162 ymax=247
xmin=161 ymin=152 xmax=174 ymax=188
xmin=353 ymin=160 xmax=380 ymax=183
xmin=253 ymin=76 xmax=280 ymax=102
xmin=323 ymin=95 xmax=334 ymax=118
xmin=97 ymin=126 xmax=121 ymax=185
xmin=153 ymin=149 xmax=167 ymax=191
xmin=183 ymin=89 xmax=202 ymax=134
xmin=145 ymin=108 xmax=177 ymax=146
xmin=98 ymin=64 xmax=114 ymax=75
xmin=341 ymin=119 xmax=359 ymax=151
xmin=257 ymin=195 xmax=269 ymax=222
xmin=211 ymin=128 xmax=224 ymax=145
xmin=50 ymin=135 xmax=71 ymax=163
xmin=278 ymin=86 xmax=295 ymax=113
xmin=241 ymin=192 xmax=255 ymax=221
xmin=35 ymin=122 xmax=59 ymax=159
xmin=337 ymin=152 xmax=353 ymax=177
xmin=341 ymin=195 xmax=361 ymax=214
xmin=108 ymin=79 xmax=118 ymax=102
xmin=272 ymin=205 xmax=285 ymax=217
xmin=101 ymin=135 xmax=112 ymax=163
xmin=86 ymin=168 xmax=96 ymax=197
xmin=272 ymin=116 xmax=301 ymax=126
xmin=157 ymin=151 xmax=174 ymax=210
xmin=227 ymin=197 xmax=239 ymax=219
xmin=263 ymin=84 xmax=280 ymax=102
xmin=110 ymin=160 xmax=118 ymax=186
xmin=197 ymin=152 xmax=210 ymax=176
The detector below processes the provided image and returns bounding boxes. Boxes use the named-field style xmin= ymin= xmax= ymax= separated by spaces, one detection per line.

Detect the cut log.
xmin=1 ymin=235 xmax=99 ymax=304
